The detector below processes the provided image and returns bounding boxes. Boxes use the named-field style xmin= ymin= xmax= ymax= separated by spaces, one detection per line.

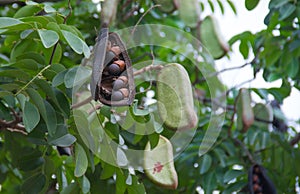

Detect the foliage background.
xmin=0 ymin=0 xmax=299 ymax=193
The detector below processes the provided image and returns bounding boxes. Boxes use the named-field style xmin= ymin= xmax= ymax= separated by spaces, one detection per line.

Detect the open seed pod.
xmin=144 ymin=135 xmax=178 ymax=189
xmin=91 ymin=27 xmax=135 ymax=106
xmin=157 ymin=63 xmax=198 ymax=131
xmin=199 ymin=15 xmax=230 ymax=59
xmin=248 ymin=164 xmax=277 ymax=194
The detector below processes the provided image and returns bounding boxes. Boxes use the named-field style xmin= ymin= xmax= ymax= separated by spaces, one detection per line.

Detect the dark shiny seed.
xmin=108 ymin=63 xmax=121 ymax=75
xmin=111 ymin=91 xmax=124 ymax=101
xmin=113 ymin=79 xmax=125 ymax=90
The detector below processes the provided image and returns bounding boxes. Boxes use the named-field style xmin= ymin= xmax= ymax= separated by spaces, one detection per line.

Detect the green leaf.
xmin=199 ymin=154 xmax=212 ymax=174
xmin=217 ymin=0 xmax=224 ymax=14
xmin=21 ymin=173 xmax=46 ymax=194
xmin=279 ymin=3 xmax=296 ymax=20
xmin=227 ymin=0 xmax=237 ymax=14
xmin=239 ymin=41 xmax=249 ymax=59
xmin=223 ymin=169 xmax=244 ymax=183
xmin=79 ymin=176 xmax=90 ymax=194
xmin=52 ymin=70 xmax=67 ymax=87
xmin=100 ymin=162 xmax=116 ymax=179
xmin=23 ymin=101 xmax=40 ymax=133
xmin=49 ymin=134 xmax=76 ymax=146
xmin=0 ymin=17 xmax=23 ymax=28
xmin=14 ymin=5 xmax=43 ymax=18
xmin=116 ymin=169 xmax=127 ymax=194
xmin=132 ymin=100 xmax=150 ymax=116
xmin=38 ymin=29 xmax=59 ymax=48
xmin=61 ymin=30 xmax=90 ymax=58
xmin=44 ymin=4 xmax=56 ymax=13
xmin=64 ymin=66 xmax=91 ymax=88
xmin=245 ymin=0 xmax=260 ymax=11
xmin=75 ymin=143 xmax=88 ymax=177
xmin=44 ymin=101 xmax=57 ymax=136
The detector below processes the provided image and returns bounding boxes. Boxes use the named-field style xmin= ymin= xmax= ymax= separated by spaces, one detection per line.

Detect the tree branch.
xmin=290 ymin=133 xmax=300 ymax=146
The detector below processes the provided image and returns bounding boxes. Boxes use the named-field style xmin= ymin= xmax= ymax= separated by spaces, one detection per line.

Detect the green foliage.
xmin=0 ymin=0 xmax=299 ymax=193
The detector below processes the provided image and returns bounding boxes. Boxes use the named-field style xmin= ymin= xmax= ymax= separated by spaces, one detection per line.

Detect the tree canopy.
xmin=0 ymin=0 xmax=299 ymax=193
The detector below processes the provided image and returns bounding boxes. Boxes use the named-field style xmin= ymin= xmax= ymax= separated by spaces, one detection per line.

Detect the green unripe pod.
xmin=157 ymin=63 xmax=198 ymax=131
xmin=144 ymin=135 xmax=178 ymax=190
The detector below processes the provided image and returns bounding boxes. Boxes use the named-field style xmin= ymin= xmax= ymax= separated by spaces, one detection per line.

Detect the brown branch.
xmin=133 ymin=64 xmax=163 ymax=76
xmin=290 ymin=133 xmax=300 ymax=146
xmin=0 ymin=118 xmax=27 ymax=135
xmin=232 ymin=138 xmax=256 ymax=164
xmin=197 ymin=62 xmax=251 ymax=83
xmin=71 ymin=96 xmax=93 ymax=109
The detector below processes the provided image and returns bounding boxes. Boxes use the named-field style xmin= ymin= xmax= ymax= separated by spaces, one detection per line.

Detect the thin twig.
xmin=64 ymin=0 xmax=72 ymax=24
xmin=71 ymin=96 xmax=93 ymax=109
xmin=232 ymin=138 xmax=256 ymax=164
xmin=131 ymin=4 xmax=161 ymax=36
xmin=133 ymin=64 xmax=163 ymax=76
xmin=198 ymin=62 xmax=251 ymax=83
xmin=290 ymin=133 xmax=300 ymax=146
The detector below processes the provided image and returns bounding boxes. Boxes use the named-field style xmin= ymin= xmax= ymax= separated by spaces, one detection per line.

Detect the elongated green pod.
xmin=200 ymin=15 xmax=230 ymax=59
xmin=157 ymin=63 xmax=198 ymax=131
xmin=253 ymin=103 xmax=273 ymax=130
xmin=144 ymin=135 xmax=178 ymax=190
xmin=237 ymin=88 xmax=254 ymax=132
xmin=177 ymin=0 xmax=201 ymax=28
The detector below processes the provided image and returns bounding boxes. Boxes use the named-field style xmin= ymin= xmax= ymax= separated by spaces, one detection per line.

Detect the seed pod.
xmin=157 ymin=63 xmax=198 ymax=131
xmin=253 ymin=103 xmax=273 ymax=130
xmin=91 ymin=27 xmax=135 ymax=106
xmin=248 ymin=164 xmax=277 ymax=194
xmin=177 ymin=0 xmax=201 ymax=28
xmin=199 ymin=15 xmax=230 ymax=59
xmin=144 ymin=135 xmax=178 ymax=189
xmin=236 ymin=88 xmax=254 ymax=132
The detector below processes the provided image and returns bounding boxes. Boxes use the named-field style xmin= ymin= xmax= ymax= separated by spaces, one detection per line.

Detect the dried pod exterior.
xmin=91 ymin=27 xmax=135 ymax=106
xmin=144 ymin=135 xmax=178 ymax=190
xmin=248 ymin=164 xmax=277 ymax=194
xmin=157 ymin=63 xmax=198 ymax=131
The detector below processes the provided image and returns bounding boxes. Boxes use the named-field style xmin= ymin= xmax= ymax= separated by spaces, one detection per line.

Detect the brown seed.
xmin=118 ymin=76 xmax=128 ymax=84
xmin=252 ymin=174 xmax=259 ymax=183
xmin=111 ymin=46 xmax=121 ymax=55
xmin=254 ymin=166 xmax=260 ymax=174
xmin=114 ymin=60 xmax=125 ymax=71
xmin=119 ymin=88 xmax=129 ymax=98
xmin=113 ymin=79 xmax=125 ymax=90
xmin=253 ymin=183 xmax=262 ymax=192
xmin=111 ymin=90 xmax=124 ymax=101
xmin=108 ymin=63 xmax=121 ymax=75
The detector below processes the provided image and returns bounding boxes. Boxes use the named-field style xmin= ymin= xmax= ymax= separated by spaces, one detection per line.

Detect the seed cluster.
xmin=252 ymin=166 xmax=263 ymax=194
xmin=100 ymin=41 xmax=130 ymax=102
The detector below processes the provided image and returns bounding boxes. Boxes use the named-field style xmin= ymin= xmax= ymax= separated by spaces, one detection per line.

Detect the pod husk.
xmin=144 ymin=135 xmax=178 ymax=190
xmin=91 ymin=28 xmax=135 ymax=106
xmin=248 ymin=164 xmax=277 ymax=194
xmin=200 ymin=15 xmax=230 ymax=59
xmin=157 ymin=63 xmax=198 ymax=131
